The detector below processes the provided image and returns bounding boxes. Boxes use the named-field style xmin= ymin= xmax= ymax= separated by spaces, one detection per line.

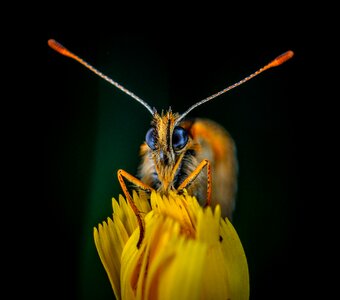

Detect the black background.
xmin=43 ymin=14 xmax=321 ymax=299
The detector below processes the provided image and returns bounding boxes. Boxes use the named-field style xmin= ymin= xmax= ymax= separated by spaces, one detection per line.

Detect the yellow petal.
xmin=93 ymin=218 xmax=126 ymax=300
xmin=94 ymin=192 xmax=150 ymax=299
xmin=120 ymin=229 xmax=140 ymax=300
xmin=150 ymin=191 xmax=196 ymax=238
xmin=155 ymin=236 xmax=207 ymax=300
xmin=95 ymin=191 xmax=249 ymax=300
xmin=220 ymin=215 xmax=250 ymax=300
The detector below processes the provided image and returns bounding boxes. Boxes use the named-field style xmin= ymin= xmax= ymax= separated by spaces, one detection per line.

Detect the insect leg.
xmin=117 ymin=169 xmax=155 ymax=248
xmin=176 ymin=159 xmax=212 ymax=208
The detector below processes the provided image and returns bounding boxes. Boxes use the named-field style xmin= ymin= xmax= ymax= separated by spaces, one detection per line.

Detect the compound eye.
xmin=145 ymin=127 xmax=157 ymax=150
xmin=172 ymin=126 xmax=188 ymax=150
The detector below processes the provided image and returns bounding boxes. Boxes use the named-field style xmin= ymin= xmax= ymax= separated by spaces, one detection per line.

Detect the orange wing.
xmin=181 ymin=118 xmax=238 ymax=219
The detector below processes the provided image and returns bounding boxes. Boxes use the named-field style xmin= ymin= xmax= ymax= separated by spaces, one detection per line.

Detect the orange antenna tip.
xmin=48 ymin=39 xmax=76 ymax=60
xmin=267 ymin=50 xmax=294 ymax=68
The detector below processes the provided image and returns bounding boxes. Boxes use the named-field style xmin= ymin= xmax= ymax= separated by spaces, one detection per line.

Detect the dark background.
xmin=43 ymin=21 xmax=316 ymax=299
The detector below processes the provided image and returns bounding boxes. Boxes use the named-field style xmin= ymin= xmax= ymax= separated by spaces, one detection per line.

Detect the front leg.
xmin=117 ymin=169 xmax=155 ymax=248
xmin=176 ymin=159 xmax=212 ymax=208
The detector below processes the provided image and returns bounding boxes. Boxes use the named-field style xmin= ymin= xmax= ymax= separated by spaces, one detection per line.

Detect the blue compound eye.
xmin=172 ymin=126 xmax=188 ymax=150
xmin=145 ymin=127 xmax=157 ymax=150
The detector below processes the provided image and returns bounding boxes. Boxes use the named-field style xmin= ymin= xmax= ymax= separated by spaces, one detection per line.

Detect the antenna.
xmin=176 ymin=50 xmax=294 ymax=124
xmin=48 ymin=39 xmax=154 ymax=115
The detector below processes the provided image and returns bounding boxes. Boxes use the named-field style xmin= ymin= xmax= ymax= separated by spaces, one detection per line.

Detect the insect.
xmin=48 ymin=39 xmax=293 ymax=247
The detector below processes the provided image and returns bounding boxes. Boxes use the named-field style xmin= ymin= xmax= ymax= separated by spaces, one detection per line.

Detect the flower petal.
xmin=95 ymin=191 xmax=249 ymax=300
xmin=93 ymin=217 xmax=126 ymax=300
xmin=154 ymin=236 xmax=207 ymax=300
xmin=219 ymin=215 xmax=250 ymax=300
xmin=94 ymin=192 xmax=150 ymax=299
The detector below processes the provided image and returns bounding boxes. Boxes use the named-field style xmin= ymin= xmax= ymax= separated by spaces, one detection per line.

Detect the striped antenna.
xmin=48 ymin=39 xmax=154 ymax=115
xmin=176 ymin=50 xmax=294 ymax=124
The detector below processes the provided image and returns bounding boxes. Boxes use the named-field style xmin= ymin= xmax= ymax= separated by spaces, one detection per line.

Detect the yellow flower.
xmin=94 ymin=190 xmax=249 ymax=300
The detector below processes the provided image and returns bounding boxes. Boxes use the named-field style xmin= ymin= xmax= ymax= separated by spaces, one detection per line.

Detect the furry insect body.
xmin=138 ymin=109 xmax=237 ymax=219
